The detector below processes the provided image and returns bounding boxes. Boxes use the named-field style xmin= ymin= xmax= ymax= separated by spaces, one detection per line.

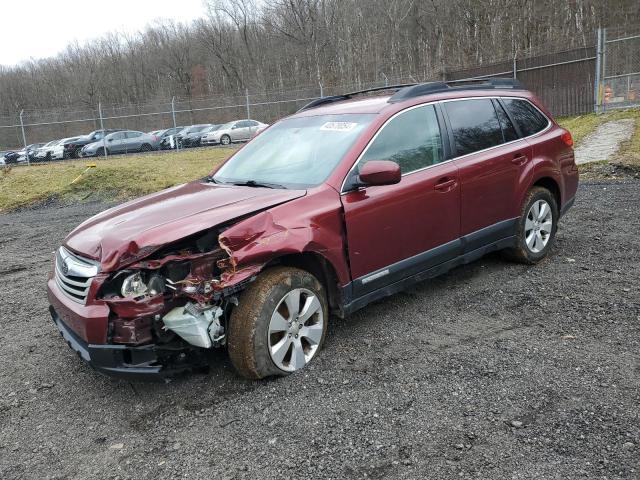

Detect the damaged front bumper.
xmin=49 ymin=306 xmax=206 ymax=382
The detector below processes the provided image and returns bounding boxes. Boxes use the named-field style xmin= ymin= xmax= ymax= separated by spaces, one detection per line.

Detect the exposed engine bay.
xmin=97 ymin=228 xmax=253 ymax=353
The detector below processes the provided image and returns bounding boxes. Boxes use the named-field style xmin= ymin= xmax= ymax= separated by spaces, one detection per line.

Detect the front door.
xmin=341 ymin=103 xmax=461 ymax=298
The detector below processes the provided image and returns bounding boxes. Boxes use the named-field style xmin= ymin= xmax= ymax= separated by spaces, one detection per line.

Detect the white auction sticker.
xmin=320 ymin=122 xmax=358 ymax=131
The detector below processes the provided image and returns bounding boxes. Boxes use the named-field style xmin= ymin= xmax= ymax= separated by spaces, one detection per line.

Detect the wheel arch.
xmin=262 ymin=252 xmax=344 ymax=318
xmin=531 ymin=176 xmax=561 ymax=209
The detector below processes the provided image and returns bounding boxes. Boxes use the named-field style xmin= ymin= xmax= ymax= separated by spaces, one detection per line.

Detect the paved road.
xmin=0 ymin=180 xmax=639 ymax=479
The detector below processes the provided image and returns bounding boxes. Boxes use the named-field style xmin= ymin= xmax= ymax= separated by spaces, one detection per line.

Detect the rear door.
xmin=245 ymin=120 xmax=259 ymax=139
xmin=341 ymin=103 xmax=461 ymax=297
xmin=443 ymin=98 xmax=532 ymax=248
xmin=107 ymin=132 xmax=126 ymax=153
xmin=125 ymin=131 xmax=143 ymax=152
xmin=232 ymin=121 xmax=249 ymax=140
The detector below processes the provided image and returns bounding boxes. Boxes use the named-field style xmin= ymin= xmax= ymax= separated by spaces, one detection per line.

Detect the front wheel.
xmin=220 ymin=134 xmax=231 ymax=146
xmin=227 ymin=267 xmax=328 ymax=379
xmin=504 ymin=186 xmax=558 ymax=264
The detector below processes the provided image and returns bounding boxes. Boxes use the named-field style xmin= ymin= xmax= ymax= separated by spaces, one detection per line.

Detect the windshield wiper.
xmin=229 ymin=180 xmax=285 ymax=189
xmin=205 ymin=175 xmax=221 ymax=184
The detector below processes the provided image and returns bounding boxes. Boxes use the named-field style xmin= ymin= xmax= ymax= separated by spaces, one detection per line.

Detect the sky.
xmin=0 ymin=0 xmax=207 ymax=67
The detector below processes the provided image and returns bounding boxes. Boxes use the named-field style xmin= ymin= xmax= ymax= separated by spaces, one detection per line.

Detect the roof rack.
xmin=297 ymin=84 xmax=416 ymax=112
xmin=388 ymin=78 xmax=524 ymax=103
xmin=297 ymin=78 xmax=524 ymax=111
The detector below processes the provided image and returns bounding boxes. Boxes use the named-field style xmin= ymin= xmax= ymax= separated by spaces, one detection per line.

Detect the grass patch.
xmin=616 ymin=114 xmax=640 ymax=167
xmin=0 ymin=147 xmax=235 ymax=212
xmin=557 ymin=107 xmax=640 ymax=146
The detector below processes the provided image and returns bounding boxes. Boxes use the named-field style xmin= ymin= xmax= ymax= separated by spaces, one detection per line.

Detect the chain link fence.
xmin=596 ymin=25 xmax=640 ymax=112
xmin=1 ymin=25 xmax=639 ymax=161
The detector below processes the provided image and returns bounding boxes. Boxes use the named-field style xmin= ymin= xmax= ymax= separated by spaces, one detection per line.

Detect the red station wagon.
xmin=48 ymin=79 xmax=579 ymax=380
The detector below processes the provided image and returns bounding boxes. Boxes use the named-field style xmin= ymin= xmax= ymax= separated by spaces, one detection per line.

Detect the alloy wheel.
xmin=525 ymin=199 xmax=553 ymax=253
xmin=268 ymin=288 xmax=324 ymax=372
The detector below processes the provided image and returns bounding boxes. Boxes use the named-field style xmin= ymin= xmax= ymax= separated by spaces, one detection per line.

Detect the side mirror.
xmin=356 ymin=160 xmax=401 ymax=188
xmin=107 ymin=138 xmax=113 ymax=142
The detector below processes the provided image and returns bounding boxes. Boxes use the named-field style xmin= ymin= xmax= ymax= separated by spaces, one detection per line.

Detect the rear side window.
xmin=126 ymin=131 xmax=142 ymax=138
xmin=502 ymin=99 xmax=549 ymax=137
xmin=359 ymin=104 xmax=444 ymax=174
xmin=445 ymin=99 xmax=503 ymax=156
xmin=494 ymin=101 xmax=519 ymax=142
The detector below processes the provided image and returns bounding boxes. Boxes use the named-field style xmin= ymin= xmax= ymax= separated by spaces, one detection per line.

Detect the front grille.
xmin=54 ymin=247 xmax=99 ymax=304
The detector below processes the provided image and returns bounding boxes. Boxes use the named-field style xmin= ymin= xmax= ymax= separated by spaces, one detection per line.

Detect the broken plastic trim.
xmin=162 ymin=302 xmax=225 ymax=349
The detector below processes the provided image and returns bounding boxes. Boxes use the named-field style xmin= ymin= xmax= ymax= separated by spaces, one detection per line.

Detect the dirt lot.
xmin=0 ymin=178 xmax=639 ymax=480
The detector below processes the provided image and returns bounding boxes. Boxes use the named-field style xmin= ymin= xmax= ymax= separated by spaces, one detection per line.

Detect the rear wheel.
xmin=140 ymin=143 xmax=152 ymax=152
xmin=220 ymin=134 xmax=231 ymax=146
xmin=504 ymin=186 xmax=558 ymax=264
xmin=227 ymin=267 xmax=328 ymax=379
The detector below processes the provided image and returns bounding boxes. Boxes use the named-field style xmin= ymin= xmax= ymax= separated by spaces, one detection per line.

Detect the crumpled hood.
xmin=65 ymin=181 xmax=306 ymax=272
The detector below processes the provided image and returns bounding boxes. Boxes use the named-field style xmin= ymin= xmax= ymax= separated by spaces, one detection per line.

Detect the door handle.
xmin=511 ymin=153 xmax=528 ymax=165
xmin=434 ymin=177 xmax=457 ymax=191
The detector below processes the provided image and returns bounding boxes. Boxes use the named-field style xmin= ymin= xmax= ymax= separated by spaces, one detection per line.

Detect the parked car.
xmin=81 ymin=130 xmax=160 ymax=157
xmin=175 ymin=124 xmax=213 ymax=148
xmin=2 ymin=143 xmax=45 ymax=164
xmin=52 ymin=137 xmax=82 ymax=160
xmin=201 ymin=119 xmax=268 ymax=145
xmin=157 ymin=127 xmax=185 ymax=150
xmin=194 ymin=125 xmax=222 ymax=147
xmin=47 ymin=79 xmax=578 ymax=381
xmin=34 ymin=140 xmax=63 ymax=162
xmin=65 ymin=129 xmax=125 ymax=158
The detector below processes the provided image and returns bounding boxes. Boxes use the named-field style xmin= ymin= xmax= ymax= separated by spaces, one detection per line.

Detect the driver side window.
xmin=358 ymin=104 xmax=444 ymax=174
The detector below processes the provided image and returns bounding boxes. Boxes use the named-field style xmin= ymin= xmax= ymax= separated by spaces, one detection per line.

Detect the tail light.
xmin=560 ymin=130 xmax=573 ymax=147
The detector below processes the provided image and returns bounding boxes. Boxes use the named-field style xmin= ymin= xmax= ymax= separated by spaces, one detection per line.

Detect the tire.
xmin=220 ymin=134 xmax=231 ymax=146
xmin=140 ymin=143 xmax=152 ymax=152
xmin=227 ymin=267 xmax=328 ymax=379
xmin=95 ymin=147 xmax=106 ymax=157
xmin=72 ymin=147 xmax=81 ymax=159
xmin=504 ymin=186 xmax=558 ymax=264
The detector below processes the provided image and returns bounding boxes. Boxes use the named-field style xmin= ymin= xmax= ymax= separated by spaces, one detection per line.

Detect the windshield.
xmin=213 ymin=113 xmax=374 ymax=188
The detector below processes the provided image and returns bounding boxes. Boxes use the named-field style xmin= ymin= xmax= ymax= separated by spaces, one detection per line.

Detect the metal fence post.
xmin=594 ymin=27 xmax=602 ymax=113
xmin=19 ymin=109 xmax=29 ymax=166
xmin=171 ymin=96 xmax=177 ymax=129
xmin=601 ymin=28 xmax=607 ymax=112
xmin=171 ymin=96 xmax=179 ymax=151
xmin=245 ymin=89 xmax=250 ymax=120
xmin=319 ymin=81 xmax=324 ymax=98
xmin=98 ymin=102 xmax=107 ymax=159
xmin=513 ymin=55 xmax=517 ymax=79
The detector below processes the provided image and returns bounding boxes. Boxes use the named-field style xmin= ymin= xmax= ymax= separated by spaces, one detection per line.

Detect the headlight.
xmin=121 ymin=272 xmax=148 ymax=297
xmin=120 ymin=272 xmax=166 ymax=298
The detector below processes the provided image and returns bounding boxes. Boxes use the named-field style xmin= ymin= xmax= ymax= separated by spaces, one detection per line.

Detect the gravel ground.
xmin=1 ymin=179 xmax=639 ymax=480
